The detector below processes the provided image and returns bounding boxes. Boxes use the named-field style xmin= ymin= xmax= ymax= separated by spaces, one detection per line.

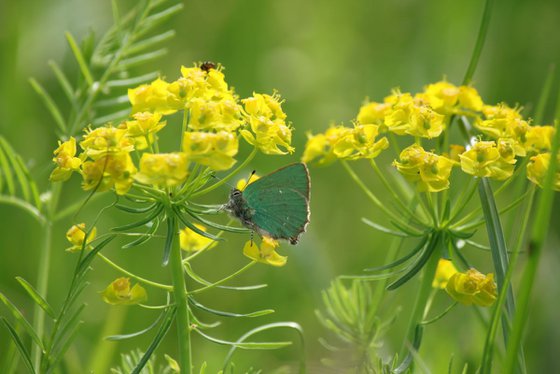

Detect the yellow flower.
xmin=81 ymin=153 xmax=137 ymax=195
xmin=128 ymin=78 xmax=176 ymax=115
xmin=122 ymin=112 xmax=166 ymax=150
xmin=134 ymin=153 xmax=188 ymax=187
xmin=243 ymin=237 xmax=287 ymax=267
xmin=445 ymin=269 xmax=497 ymax=307
xmin=384 ymin=94 xmax=445 ymax=138
xmin=301 ymin=126 xmax=351 ymax=166
xmin=357 ymin=101 xmax=390 ymax=125
xmin=182 ymin=131 xmax=238 ymax=171
xmin=527 ymin=153 xmax=560 ymax=191
xmin=332 ymin=124 xmax=389 ymax=160
xmin=393 ymin=144 xmax=454 ymax=192
xmin=65 ymin=223 xmax=97 ymax=252
xmin=101 ymin=277 xmax=147 ymax=306
xmin=50 ymin=137 xmax=82 ymax=182
xmin=241 ymin=93 xmax=294 ymax=155
xmin=475 ymin=103 xmax=528 ymax=155
xmin=179 ymin=224 xmax=215 ymax=252
xmin=187 ymin=97 xmax=243 ymax=132
xmin=236 ymin=173 xmax=260 ymax=191
xmin=432 ymin=259 xmax=458 ymax=289
xmin=459 ymin=139 xmax=516 ymax=180
xmin=80 ymin=126 xmax=134 ymax=160
xmin=418 ymin=81 xmax=483 ymax=114
xmin=523 ymin=125 xmax=555 ymax=154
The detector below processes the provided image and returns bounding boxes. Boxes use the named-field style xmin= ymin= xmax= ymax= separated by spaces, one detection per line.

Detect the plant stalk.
xmin=168 ymin=214 xmax=192 ymax=374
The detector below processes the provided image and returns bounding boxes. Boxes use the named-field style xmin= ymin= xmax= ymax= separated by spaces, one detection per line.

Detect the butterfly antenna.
xmin=241 ymin=170 xmax=256 ymax=190
xmin=210 ymin=172 xmax=235 ymax=189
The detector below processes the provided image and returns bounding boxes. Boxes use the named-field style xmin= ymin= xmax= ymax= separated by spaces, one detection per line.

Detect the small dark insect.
xmin=200 ymin=61 xmax=217 ymax=72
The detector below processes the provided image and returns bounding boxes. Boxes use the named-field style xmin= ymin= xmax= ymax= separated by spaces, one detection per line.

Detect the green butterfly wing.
xmin=243 ymin=163 xmax=310 ymax=243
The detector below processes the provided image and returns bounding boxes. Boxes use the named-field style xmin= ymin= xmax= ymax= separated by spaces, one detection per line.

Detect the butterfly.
xmin=225 ymin=163 xmax=310 ymax=244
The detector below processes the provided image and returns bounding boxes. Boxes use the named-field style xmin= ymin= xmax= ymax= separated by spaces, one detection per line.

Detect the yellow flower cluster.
xmin=393 ymin=144 xmax=455 ymax=192
xmin=243 ymin=237 xmax=287 ymax=267
xmin=179 ymin=224 xmax=215 ymax=252
xmin=65 ymin=223 xmax=97 ymax=252
xmin=304 ymin=79 xmax=558 ymax=192
xmin=50 ymin=63 xmax=294 ymax=194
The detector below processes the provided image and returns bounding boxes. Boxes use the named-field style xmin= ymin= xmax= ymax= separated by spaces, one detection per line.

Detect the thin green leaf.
xmin=65 ymin=32 xmax=94 ymax=86
xmin=195 ymin=328 xmax=291 ymax=349
xmin=0 ymin=293 xmax=44 ymax=350
xmin=131 ymin=306 xmax=176 ymax=374
xmin=188 ymin=297 xmax=274 ymax=318
xmin=222 ymin=322 xmax=305 ymax=373
xmin=362 ymin=217 xmax=408 ymax=237
xmin=15 ymin=277 xmax=55 ymax=318
xmin=390 ymin=219 xmax=425 ymax=237
xmin=125 ymin=30 xmax=175 ymax=56
xmin=77 ymin=235 xmax=116 ymax=276
xmin=94 ymin=94 xmax=130 ymax=108
xmin=50 ymin=304 xmax=85 ymax=355
xmin=365 ymin=235 xmax=429 ymax=272
xmin=106 ymin=310 xmax=164 ymax=341
xmin=183 ymin=263 xmax=267 ymax=291
xmin=48 ymin=320 xmax=84 ymax=370
xmin=122 ymin=218 xmax=160 ymax=249
xmin=112 ymin=204 xmax=163 ymax=231
xmin=136 ymin=3 xmax=184 ymax=39
xmin=174 ymin=207 xmax=224 ymax=241
xmin=48 ymin=60 xmax=76 ymax=105
xmin=118 ymin=49 xmax=167 ymax=70
xmin=0 ymin=196 xmax=45 ymax=224
xmin=162 ymin=215 xmax=174 ymax=266
xmin=0 ymin=140 xmax=14 ymax=193
xmin=1 ymin=318 xmax=35 ymax=374
xmin=92 ymin=108 xmax=132 ymax=126
xmin=28 ymin=78 xmax=67 ymax=133
xmin=184 ymin=208 xmax=249 ymax=233
xmin=115 ymin=202 xmax=157 ymax=214
xmin=106 ymin=72 xmax=159 ymax=88
xmin=0 ymin=138 xmax=32 ymax=203
xmin=387 ymin=234 xmax=438 ymax=290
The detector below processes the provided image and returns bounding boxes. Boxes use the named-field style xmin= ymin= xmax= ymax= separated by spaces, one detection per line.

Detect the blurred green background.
xmin=1 ymin=0 xmax=560 ymax=372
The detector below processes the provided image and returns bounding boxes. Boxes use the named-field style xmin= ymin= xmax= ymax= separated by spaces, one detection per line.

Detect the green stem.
xmin=189 ymin=261 xmax=256 ymax=295
xmin=504 ymin=97 xmax=560 ymax=373
xmin=167 ymin=214 xmax=192 ymax=374
xmin=31 ymin=181 xmax=61 ymax=369
xmin=191 ymin=147 xmax=258 ymax=198
xmin=462 ymin=0 xmax=495 ymax=85
xmin=399 ymin=234 xmax=440 ymax=360
xmin=97 ymin=253 xmax=173 ymax=291
xmin=341 ymin=161 xmax=423 ymax=235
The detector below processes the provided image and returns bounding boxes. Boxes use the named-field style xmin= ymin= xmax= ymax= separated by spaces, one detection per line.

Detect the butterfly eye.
xmin=231 ymin=189 xmax=242 ymax=197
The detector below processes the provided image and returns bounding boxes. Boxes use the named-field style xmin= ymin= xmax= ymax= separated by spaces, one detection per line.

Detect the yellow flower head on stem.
xmin=50 ymin=137 xmax=83 ymax=182
xmin=357 ymin=101 xmax=391 ymax=126
xmin=243 ymin=237 xmax=287 ymax=267
xmin=80 ymin=126 xmax=134 ymax=160
xmin=301 ymin=126 xmax=351 ymax=166
xmin=459 ymin=139 xmax=516 ymax=180
xmin=182 ymin=131 xmax=238 ymax=171
xmin=432 ymin=259 xmax=458 ymax=289
xmin=65 ymin=223 xmax=96 ymax=253
xmin=187 ymin=97 xmax=243 ymax=132
xmin=393 ymin=144 xmax=454 ymax=192
xmin=179 ymin=224 xmax=215 ymax=252
xmin=332 ymin=124 xmax=389 ymax=160
xmin=527 ymin=152 xmax=560 ymax=191
xmin=122 ymin=112 xmax=166 ymax=150
xmin=128 ymin=78 xmax=176 ymax=115
xmin=475 ymin=103 xmax=528 ymax=155
xmin=445 ymin=268 xmax=497 ymax=307
xmin=241 ymin=92 xmax=294 ymax=155
xmin=81 ymin=153 xmax=137 ymax=195
xmin=384 ymin=93 xmax=445 ymax=138
xmin=134 ymin=152 xmax=188 ymax=187
xmin=523 ymin=125 xmax=555 ymax=154
xmin=101 ymin=277 xmax=147 ymax=306
xmin=417 ymin=81 xmax=483 ymax=115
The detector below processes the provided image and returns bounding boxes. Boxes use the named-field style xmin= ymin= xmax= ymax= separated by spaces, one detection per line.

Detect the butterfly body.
xmin=225 ymin=163 xmax=310 ymax=244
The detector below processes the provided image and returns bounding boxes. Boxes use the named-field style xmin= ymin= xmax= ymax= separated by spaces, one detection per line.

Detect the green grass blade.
xmin=1 ymin=318 xmax=36 ymax=374
xmin=0 ymin=292 xmax=44 ymax=350
xmin=131 ymin=306 xmax=176 ymax=374
xmin=28 ymin=78 xmax=67 ymax=133
xmin=16 ymin=277 xmax=55 ymax=319
xmin=65 ymin=32 xmax=94 ymax=86
xmin=188 ymin=296 xmax=274 ymax=318
xmin=462 ymin=0 xmax=495 ymax=85
xmin=504 ymin=88 xmax=560 ymax=373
